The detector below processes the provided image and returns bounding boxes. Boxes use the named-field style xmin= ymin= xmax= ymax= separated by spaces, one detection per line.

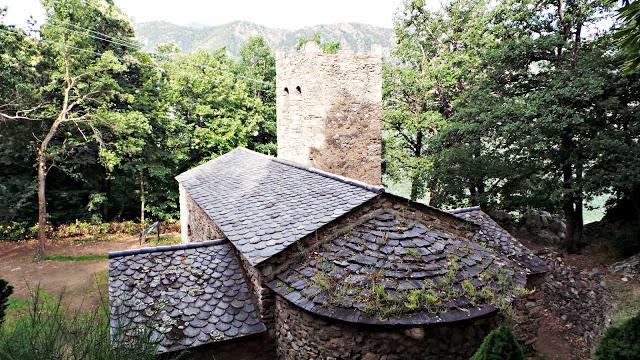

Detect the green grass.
xmin=42 ymin=254 xmax=107 ymax=262
xmin=71 ymin=235 xmax=120 ymax=244
xmin=144 ymin=234 xmax=182 ymax=246
xmin=608 ymin=280 xmax=640 ymax=327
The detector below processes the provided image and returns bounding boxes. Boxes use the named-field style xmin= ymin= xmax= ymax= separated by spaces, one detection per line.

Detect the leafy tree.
xmin=160 ymin=48 xmax=264 ymax=164
xmin=431 ymin=0 xmax=640 ymax=252
xmin=615 ymin=1 xmax=640 ymax=72
xmin=237 ymin=36 xmax=277 ymax=155
xmin=1 ymin=0 xmax=139 ymax=258
xmin=470 ymin=326 xmax=524 ymax=360
xmin=595 ymin=312 xmax=640 ymax=360
xmin=0 ymin=10 xmax=41 ymax=224
xmin=0 ymin=279 xmax=12 ymax=326
xmin=383 ymin=0 xmax=491 ymax=201
xmin=295 ymin=32 xmax=341 ymax=54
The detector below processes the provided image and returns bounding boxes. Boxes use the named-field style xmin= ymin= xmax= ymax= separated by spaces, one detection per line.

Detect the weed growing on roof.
xmin=405 ymin=248 xmax=421 ymax=260
xmin=363 ymin=282 xmax=403 ymax=319
xmin=313 ymin=273 xmax=331 ymax=292
xmin=403 ymin=281 xmax=442 ymax=313
xmin=461 ymin=279 xmax=478 ymax=305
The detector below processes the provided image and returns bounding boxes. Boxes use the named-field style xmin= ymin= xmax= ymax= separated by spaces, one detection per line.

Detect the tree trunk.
xmin=410 ymin=174 xmax=420 ymax=201
xmin=100 ymin=170 xmax=110 ymax=220
xmin=469 ymin=184 xmax=477 ymax=206
xmin=33 ymin=61 xmax=73 ymax=260
xmin=410 ymin=131 xmax=423 ymax=201
xmin=36 ymin=151 xmax=47 ymax=260
xmin=428 ymin=182 xmax=438 ymax=206
xmin=560 ymin=134 xmax=584 ymax=253
xmin=563 ymin=197 xmax=577 ymax=253
xmin=140 ymin=175 xmax=145 ymax=225
xmin=477 ymin=181 xmax=486 ymax=208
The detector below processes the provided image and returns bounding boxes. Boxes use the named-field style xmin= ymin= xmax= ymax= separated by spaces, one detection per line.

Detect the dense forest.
xmin=1 ymin=0 xmax=639 ymax=256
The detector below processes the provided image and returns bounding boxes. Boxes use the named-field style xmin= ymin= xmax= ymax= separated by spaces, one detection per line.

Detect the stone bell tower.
xmin=275 ymin=43 xmax=382 ymax=185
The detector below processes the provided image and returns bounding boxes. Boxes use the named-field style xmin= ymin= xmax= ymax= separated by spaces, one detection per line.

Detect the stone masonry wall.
xmin=276 ymin=44 xmax=382 ymax=185
xmin=184 ymin=194 xmax=226 ymax=242
xmin=275 ymin=296 xmax=498 ymax=360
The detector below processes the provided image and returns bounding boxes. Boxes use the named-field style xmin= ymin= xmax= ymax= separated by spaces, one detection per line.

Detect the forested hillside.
xmin=135 ymin=21 xmax=394 ymax=56
xmin=0 ymin=0 xmax=639 ymax=258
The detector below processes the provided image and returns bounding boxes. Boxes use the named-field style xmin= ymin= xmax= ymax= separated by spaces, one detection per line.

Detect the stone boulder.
xmin=489 ymin=209 xmax=515 ymax=229
xmin=518 ymin=211 xmax=566 ymax=245
xmin=610 ymin=253 xmax=640 ymax=278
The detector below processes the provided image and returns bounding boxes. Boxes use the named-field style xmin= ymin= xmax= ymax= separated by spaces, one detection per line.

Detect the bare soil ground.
xmin=0 ymin=234 xmax=176 ymax=311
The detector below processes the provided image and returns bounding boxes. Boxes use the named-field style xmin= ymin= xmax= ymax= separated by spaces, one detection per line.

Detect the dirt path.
xmin=0 ymin=235 xmax=153 ymax=311
xmin=535 ymin=311 xmax=589 ymax=360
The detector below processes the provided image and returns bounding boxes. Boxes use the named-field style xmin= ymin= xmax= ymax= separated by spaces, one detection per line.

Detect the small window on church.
xmin=296 ymin=86 xmax=301 ymax=94
xmin=284 ymin=87 xmax=289 ymax=94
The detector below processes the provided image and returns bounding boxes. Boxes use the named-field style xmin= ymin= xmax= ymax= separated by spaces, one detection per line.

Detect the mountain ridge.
xmin=134 ymin=20 xmax=395 ymax=56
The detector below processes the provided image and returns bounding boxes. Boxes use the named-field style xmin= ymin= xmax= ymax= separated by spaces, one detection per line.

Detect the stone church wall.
xmin=276 ymin=44 xmax=382 ymax=185
xmin=182 ymin=193 xmax=225 ymax=242
xmin=275 ymin=297 xmax=498 ymax=360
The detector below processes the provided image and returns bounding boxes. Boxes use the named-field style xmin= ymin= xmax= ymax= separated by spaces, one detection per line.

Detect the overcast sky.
xmin=2 ymin=0 xmax=411 ymax=29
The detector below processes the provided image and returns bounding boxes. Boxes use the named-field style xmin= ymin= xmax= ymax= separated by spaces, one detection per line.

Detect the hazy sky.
xmin=2 ymin=0 xmax=410 ymax=29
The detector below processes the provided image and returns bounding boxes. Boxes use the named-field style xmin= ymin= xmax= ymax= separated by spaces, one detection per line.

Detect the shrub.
xmin=0 ymin=289 xmax=180 ymax=360
xmin=0 ymin=219 xmax=179 ymax=241
xmin=0 ymin=222 xmax=38 ymax=241
xmin=595 ymin=311 xmax=640 ymax=360
xmin=470 ymin=326 xmax=524 ymax=360
xmin=0 ymin=279 xmax=13 ymax=326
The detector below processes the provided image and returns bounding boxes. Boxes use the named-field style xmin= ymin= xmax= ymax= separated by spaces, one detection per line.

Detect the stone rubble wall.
xmin=513 ymin=289 xmax=545 ymax=353
xmin=276 ymin=45 xmax=382 ymax=185
xmin=539 ymin=250 xmax=612 ymax=349
xmin=275 ymin=296 xmax=498 ymax=360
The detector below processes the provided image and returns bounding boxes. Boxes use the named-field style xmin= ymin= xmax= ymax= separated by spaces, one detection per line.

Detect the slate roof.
xmin=108 ymin=240 xmax=265 ymax=353
xmin=176 ymin=148 xmax=381 ymax=266
xmin=268 ymin=210 xmax=525 ymax=325
xmin=449 ymin=207 xmax=550 ymax=275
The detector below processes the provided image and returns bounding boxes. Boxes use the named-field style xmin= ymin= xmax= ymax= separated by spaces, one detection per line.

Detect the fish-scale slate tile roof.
xmin=449 ymin=207 xmax=550 ymax=275
xmin=108 ymin=240 xmax=265 ymax=353
xmin=268 ymin=210 xmax=525 ymax=325
xmin=176 ymin=148 xmax=381 ymax=266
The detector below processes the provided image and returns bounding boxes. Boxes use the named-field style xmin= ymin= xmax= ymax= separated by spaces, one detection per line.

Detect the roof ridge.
xmin=236 ymin=147 xmax=384 ymax=194
xmin=108 ymin=239 xmax=228 ymax=259
xmin=175 ymin=149 xmax=239 ymax=182
xmin=447 ymin=206 xmax=481 ymax=214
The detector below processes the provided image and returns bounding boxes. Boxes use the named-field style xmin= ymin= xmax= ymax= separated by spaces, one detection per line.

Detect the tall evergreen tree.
xmin=383 ymin=0 xmax=492 ymax=202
